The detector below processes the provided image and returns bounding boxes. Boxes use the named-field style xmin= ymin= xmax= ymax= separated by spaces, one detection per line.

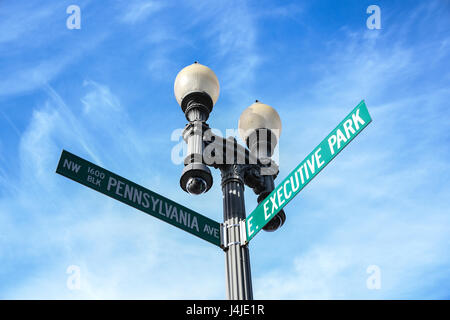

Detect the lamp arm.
xmin=202 ymin=131 xmax=279 ymax=173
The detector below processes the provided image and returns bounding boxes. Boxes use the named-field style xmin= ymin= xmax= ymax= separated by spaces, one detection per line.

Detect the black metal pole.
xmin=220 ymin=164 xmax=253 ymax=300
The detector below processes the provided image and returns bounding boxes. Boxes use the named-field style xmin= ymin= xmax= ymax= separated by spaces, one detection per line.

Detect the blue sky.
xmin=0 ymin=0 xmax=449 ymax=299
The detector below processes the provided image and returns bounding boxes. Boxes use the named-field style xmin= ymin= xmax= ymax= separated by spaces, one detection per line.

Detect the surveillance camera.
xmin=180 ymin=163 xmax=213 ymax=195
xmin=262 ymin=209 xmax=286 ymax=231
xmin=186 ymin=177 xmax=207 ymax=195
xmin=255 ymin=174 xmax=286 ymax=232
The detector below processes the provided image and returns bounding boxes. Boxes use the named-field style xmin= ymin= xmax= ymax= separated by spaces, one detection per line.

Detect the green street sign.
xmin=56 ymin=150 xmax=221 ymax=247
xmin=245 ymin=100 xmax=372 ymax=242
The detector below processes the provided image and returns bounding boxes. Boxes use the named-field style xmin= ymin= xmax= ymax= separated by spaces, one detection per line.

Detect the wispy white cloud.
xmin=0 ymin=1 xmax=108 ymax=97
xmin=254 ymin=199 xmax=450 ymax=299
xmin=199 ymin=1 xmax=260 ymax=94
xmin=1 ymin=0 xmax=448 ymax=300
xmin=255 ymin=2 xmax=304 ymax=20
xmin=0 ymin=2 xmax=61 ymax=45
xmin=1 ymin=80 xmax=224 ymax=299
xmin=248 ymin=1 xmax=450 ymax=299
xmin=120 ymin=1 xmax=166 ymax=24
xmin=0 ymin=57 xmax=71 ymax=97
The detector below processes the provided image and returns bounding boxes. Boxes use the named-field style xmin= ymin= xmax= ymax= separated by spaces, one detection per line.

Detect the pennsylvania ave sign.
xmin=56 ymin=150 xmax=221 ymax=247
xmin=245 ymin=100 xmax=372 ymax=242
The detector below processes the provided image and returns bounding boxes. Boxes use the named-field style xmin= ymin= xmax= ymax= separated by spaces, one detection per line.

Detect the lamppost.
xmin=56 ymin=62 xmax=371 ymax=301
xmin=174 ymin=62 xmax=286 ymax=300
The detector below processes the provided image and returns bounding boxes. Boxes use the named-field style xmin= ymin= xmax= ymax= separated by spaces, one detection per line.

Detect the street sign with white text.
xmin=245 ymin=100 xmax=372 ymax=242
xmin=56 ymin=150 xmax=221 ymax=247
